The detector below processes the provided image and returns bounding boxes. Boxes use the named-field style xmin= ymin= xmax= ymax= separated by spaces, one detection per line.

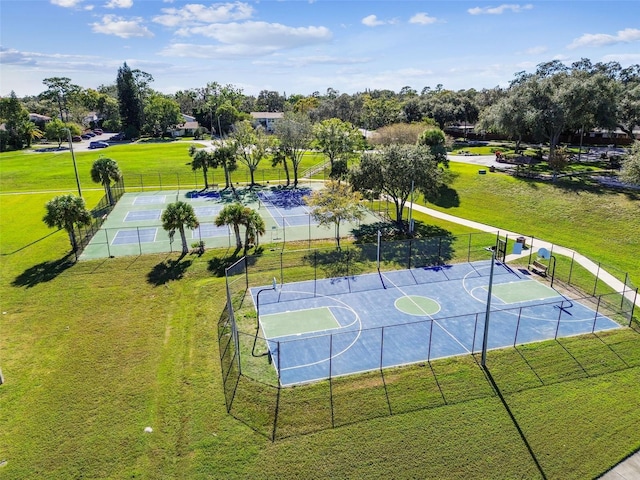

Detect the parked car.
xmin=89 ymin=141 xmax=109 ymax=149
xmin=93 ymin=129 xmax=103 ymax=135
xmin=84 ymin=132 xmax=96 ymax=137
xmin=109 ymin=133 xmax=125 ymax=141
xmin=72 ymin=135 xmax=82 ymax=142
xmin=81 ymin=134 xmax=92 ymax=140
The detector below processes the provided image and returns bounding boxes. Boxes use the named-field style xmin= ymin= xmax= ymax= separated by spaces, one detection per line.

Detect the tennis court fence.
xmin=218 ymin=236 xmax=638 ymax=440
xmin=71 ymin=178 xmax=125 ymax=259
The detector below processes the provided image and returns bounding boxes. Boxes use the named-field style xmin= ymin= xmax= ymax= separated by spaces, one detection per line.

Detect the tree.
xmin=304 ymin=181 xmax=364 ymax=249
xmin=547 ymin=146 xmax=570 ymax=181
xmin=313 ymin=118 xmax=361 ymax=179
xmin=372 ymin=123 xmax=428 ymax=146
xmin=274 ymin=112 xmax=313 ymax=187
xmin=90 ymin=157 xmax=123 ymax=206
xmin=144 ymin=95 xmax=182 ymax=137
xmin=161 ymin=201 xmax=199 ymax=255
xmin=241 ymin=208 xmax=266 ymax=253
xmin=44 ymin=118 xmax=71 ymax=148
xmin=211 ymin=141 xmax=237 ymax=190
xmin=116 ymin=62 xmax=144 ymax=139
xmin=43 ymin=194 xmax=92 ymax=253
xmin=215 ymin=203 xmax=246 ymax=250
xmin=620 ymin=141 xmax=640 ymax=185
xmin=229 ymin=120 xmax=272 ymax=187
xmin=350 ymin=144 xmax=445 ymax=230
xmin=417 ymin=126 xmax=449 ymax=165
xmin=0 ymin=92 xmax=31 ymax=150
xmin=40 ymin=77 xmax=81 ymax=122
xmin=188 ymin=145 xmax=214 ymax=190
xmin=476 ymin=91 xmax=531 ymax=153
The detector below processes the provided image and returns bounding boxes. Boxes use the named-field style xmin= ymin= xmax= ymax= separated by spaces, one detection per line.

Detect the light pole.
xmin=66 ymin=129 xmax=82 ymax=198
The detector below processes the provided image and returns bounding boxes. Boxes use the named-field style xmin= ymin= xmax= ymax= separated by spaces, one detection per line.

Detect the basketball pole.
xmin=481 ymin=248 xmax=496 ymax=367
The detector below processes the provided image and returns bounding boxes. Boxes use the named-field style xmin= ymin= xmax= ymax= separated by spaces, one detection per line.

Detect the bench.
xmin=528 ymin=260 xmax=548 ymax=276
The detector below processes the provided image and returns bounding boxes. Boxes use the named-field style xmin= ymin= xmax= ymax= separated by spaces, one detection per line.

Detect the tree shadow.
xmin=207 ymin=247 xmax=256 ymax=277
xmin=427 ymin=185 xmax=461 ymax=208
xmin=12 ymin=254 xmax=76 ymax=288
xmin=146 ymin=257 xmax=193 ymax=286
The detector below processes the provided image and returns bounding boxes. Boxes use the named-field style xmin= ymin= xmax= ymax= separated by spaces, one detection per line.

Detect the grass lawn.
xmin=0 ymin=143 xmax=325 ymax=193
xmin=1 ymin=146 xmax=639 ymax=479
xmin=423 ymin=162 xmax=640 ymax=281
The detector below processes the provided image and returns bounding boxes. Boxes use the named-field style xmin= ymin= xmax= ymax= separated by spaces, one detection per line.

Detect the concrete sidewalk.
xmin=406 ymin=202 xmax=640 ymax=308
xmin=598 ymin=450 xmax=640 ymax=479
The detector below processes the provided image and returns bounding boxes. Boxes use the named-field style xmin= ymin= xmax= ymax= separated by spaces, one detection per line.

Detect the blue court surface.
xmin=133 ymin=195 xmax=166 ymax=205
xmin=192 ymin=223 xmax=230 ymax=238
xmin=258 ymin=188 xmax=318 ymax=228
xmin=124 ymin=210 xmax=162 ymax=222
xmin=111 ymin=228 xmax=158 ymax=245
xmin=250 ymin=261 xmax=621 ymax=386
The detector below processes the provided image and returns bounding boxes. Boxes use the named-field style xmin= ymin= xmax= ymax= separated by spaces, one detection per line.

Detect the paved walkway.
xmin=407 ymin=200 xmax=640 ymax=479
xmin=407 ymin=201 xmax=640 ymax=309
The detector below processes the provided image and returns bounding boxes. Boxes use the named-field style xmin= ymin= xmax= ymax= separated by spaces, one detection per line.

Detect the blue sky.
xmin=2 ymin=0 xmax=640 ymax=98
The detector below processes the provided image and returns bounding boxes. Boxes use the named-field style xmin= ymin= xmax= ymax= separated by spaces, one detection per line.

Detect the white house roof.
xmin=250 ymin=112 xmax=284 ymax=120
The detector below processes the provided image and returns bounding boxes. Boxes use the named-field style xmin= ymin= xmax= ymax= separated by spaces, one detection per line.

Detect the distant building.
xmin=250 ymin=112 xmax=283 ymax=133
xmin=28 ymin=113 xmax=51 ymax=128
xmin=170 ymin=114 xmax=200 ymax=137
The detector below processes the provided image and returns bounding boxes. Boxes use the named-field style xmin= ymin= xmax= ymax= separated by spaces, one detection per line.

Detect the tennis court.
xmin=250 ymin=260 xmax=621 ymax=386
xmin=80 ymin=186 xmax=379 ymax=259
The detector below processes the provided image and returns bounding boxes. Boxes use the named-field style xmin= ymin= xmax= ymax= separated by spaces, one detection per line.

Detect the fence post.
xmin=554 ymin=302 xmax=563 ymax=339
xmin=105 ymin=229 xmax=111 ymax=257
xmin=428 ymin=319 xmax=434 ymax=361
xmin=140 ymin=174 xmax=144 ymax=192
xmin=271 ymin=341 xmax=281 ymax=442
xmin=592 ymin=262 xmax=601 ymax=296
xmin=592 ymin=296 xmax=602 ymax=334
xmin=629 ymin=288 xmax=638 ymax=327
xmin=471 ymin=313 xmax=479 ymax=352
xmin=514 ymin=308 xmax=523 ymax=346
xmin=568 ymin=252 xmax=575 ymax=285
xmin=329 ymin=334 xmax=335 ymax=428
xmin=467 ymin=233 xmax=472 ymax=263
xmin=137 ymin=227 xmax=142 ymax=255
xmin=280 ymin=251 xmax=284 ymax=286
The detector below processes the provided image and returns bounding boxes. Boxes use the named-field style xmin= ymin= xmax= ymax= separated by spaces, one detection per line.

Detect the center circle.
xmin=394 ymin=295 xmax=441 ymax=316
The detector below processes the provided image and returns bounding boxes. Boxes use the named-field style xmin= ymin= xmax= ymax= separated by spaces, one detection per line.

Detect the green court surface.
xmin=394 ymin=295 xmax=441 ymax=316
xmin=487 ymin=280 xmax=558 ymax=304
xmin=260 ymin=307 xmax=340 ymax=338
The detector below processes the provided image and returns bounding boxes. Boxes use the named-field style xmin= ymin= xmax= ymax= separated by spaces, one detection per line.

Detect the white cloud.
xmin=468 ymin=4 xmax=533 ymax=15
xmin=105 ymin=0 xmax=133 ymax=8
xmin=153 ymin=2 xmax=254 ymax=27
xmin=568 ymin=28 xmax=640 ymax=49
xmin=253 ymin=55 xmax=372 ymax=68
xmin=90 ymin=15 xmax=154 ymax=38
xmin=410 ymin=13 xmax=437 ymax=25
xmin=0 ymin=47 xmax=38 ymax=66
xmin=174 ymin=21 xmax=331 ymax=49
xmin=51 ymin=0 xmax=84 ymax=7
xmin=362 ymin=15 xmax=385 ymax=27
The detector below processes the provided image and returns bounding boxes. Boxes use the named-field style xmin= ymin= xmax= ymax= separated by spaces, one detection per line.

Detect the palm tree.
xmin=43 ymin=194 xmax=92 ymax=253
xmin=211 ymin=141 xmax=237 ymax=190
xmin=188 ymin=145 xmax=213 ymax=190
xmin=161 ymin=201 xmax=199 ymax=255
xmin=242 ymin=208 xmax=266 ymax=253
xmin=215 ymin=203 xmax=245 ymax=250
xmin=90 ymin=157 xmax=123 ymax=206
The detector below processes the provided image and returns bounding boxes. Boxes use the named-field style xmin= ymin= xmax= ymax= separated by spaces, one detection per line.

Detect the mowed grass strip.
xmin=0 ymin=144 xmax=325 ymax=193
xmin=1 ymin=159 xmax=639 ymax=478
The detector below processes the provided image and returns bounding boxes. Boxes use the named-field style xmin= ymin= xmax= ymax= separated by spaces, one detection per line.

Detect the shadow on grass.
xmin=146 ymin=257 xmax=193 ymax=286
xmin=207 ymin=247 xmax=263 ymax=277
xmin=12 ymin=253 xmax=76 ymax=288
xmin=1 ymin=230 xmax=61 ymax=256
